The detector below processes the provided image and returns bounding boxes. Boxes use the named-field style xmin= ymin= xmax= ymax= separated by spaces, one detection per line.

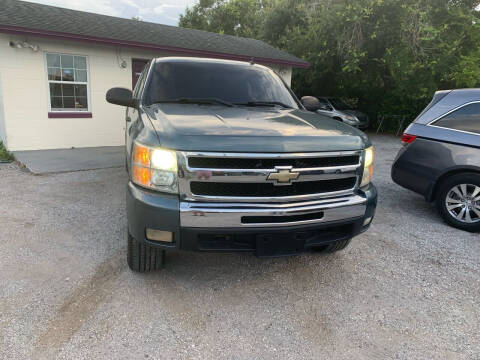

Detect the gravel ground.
xmin=0 ymin=134 xmax=478 ymax=360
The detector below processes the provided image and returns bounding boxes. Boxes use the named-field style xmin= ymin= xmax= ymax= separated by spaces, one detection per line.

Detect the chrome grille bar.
xmin=178 ymin=150 xmax=364 ymax=203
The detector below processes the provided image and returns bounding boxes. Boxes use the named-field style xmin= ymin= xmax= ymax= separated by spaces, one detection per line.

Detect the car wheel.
xmin=311 ymin=238 xmax=352 ymax=253
xmin=436 ymin=173 xmax=480 ymax=232
xmin=127 ymin=232 xmax=165 ymax=272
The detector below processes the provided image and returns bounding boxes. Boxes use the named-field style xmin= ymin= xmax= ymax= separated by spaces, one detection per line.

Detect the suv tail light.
xmin=401 ymin=133 xmax=417 ymax=144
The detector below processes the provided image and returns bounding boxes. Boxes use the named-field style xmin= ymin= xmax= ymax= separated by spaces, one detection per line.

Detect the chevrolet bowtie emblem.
xmin=267 ymin=167 xmax=300 ymax=185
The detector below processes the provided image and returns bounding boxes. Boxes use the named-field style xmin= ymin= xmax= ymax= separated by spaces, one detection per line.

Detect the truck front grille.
xmin=179 ymin=151 xmax=363 ymax=203
xmin=188 ymin=155 xmax=360 ymax=169
xmin=190 ymin=178 xmax=357 ymax=197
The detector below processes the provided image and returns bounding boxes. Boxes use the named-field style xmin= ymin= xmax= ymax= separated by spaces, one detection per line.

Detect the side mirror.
xmin=301 ymin=96 xmax=321 ymax=112
xmin=106 ymin=87 xmax=137 ymax=108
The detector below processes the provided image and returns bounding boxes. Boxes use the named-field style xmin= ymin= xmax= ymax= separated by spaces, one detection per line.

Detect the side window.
xmin=133 ymin=63 xmax=150 ymax=100
xmin=316 ymin=98 xmax=331 ymax=110
xmin=434 ymin=103 xmax=480 ymax=135
xmin=317 ymin=98 xmax=329 ymax=106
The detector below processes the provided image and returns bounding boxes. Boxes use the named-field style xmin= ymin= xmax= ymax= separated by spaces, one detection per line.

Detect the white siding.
xmin=0 ymin=71 xmax=6 ymax=145
xmin=269 ymin=65 xmax=292 ymax=87
xmin=0 ymin=34 xmax=293 ymax=151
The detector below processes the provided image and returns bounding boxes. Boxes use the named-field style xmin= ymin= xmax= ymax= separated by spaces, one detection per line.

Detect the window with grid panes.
xmin=46 ymin=53 xmax=89 ymax=112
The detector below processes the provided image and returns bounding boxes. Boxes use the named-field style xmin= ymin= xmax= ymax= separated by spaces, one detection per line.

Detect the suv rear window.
xmin=434 ymin=103 xmax=480 ymax=135
xmin=143 ymin=61 xmax=299 ymax=108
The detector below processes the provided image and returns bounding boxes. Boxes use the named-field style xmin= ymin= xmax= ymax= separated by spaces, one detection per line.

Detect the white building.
xmin=0 ymin=0 xmax=309 ymax=151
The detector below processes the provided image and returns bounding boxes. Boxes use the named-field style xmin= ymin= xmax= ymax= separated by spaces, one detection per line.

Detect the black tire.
xmin=311 ymin=238 xmax=352 ymax=254
xmin=436 ymin=173 xmax=480 ymax=232
xmin=127 ymin=232 xmax=165 ymax=272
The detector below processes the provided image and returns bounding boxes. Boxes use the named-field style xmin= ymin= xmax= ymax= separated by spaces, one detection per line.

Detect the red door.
xmin=132 ymin=59 xmax=149 ymax=89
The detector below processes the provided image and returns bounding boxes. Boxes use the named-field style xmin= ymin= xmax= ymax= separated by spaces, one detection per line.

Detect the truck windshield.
xmin=143 ymin=61 xmax=299 ymax=109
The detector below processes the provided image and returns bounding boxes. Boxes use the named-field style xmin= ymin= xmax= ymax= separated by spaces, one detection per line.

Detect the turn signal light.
xmin=401 ymin=133 xmax=417 ymax=144
xmin=133 ymin=144 xmax=150 ymax=166
xmin=132 ymin=166 xmax=151 ymax=187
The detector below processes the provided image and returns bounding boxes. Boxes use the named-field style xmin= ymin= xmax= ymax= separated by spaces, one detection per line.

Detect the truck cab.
xmin=106 ymin=57 xmax=377 ymax=272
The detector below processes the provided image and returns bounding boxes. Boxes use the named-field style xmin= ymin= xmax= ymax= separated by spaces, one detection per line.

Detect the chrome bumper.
xmin=180 ymin=195 xmax=367 ymax=228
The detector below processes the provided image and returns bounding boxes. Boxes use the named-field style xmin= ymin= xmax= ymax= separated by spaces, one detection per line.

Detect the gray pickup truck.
xmin=106 ymin=57 xmax=377 ymax=272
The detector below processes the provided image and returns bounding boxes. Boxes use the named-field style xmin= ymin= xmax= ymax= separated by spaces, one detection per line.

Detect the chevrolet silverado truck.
xmin=106 ymin=57 xmax=377 ymax=272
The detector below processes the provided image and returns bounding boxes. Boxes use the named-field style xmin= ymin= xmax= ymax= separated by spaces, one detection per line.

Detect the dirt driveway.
xmin=0 ymin=135 xmax=478 ymax=359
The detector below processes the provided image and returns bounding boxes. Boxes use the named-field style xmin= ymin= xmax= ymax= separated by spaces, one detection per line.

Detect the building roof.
xmin=0 ymin=0 xmax=309 ymax=68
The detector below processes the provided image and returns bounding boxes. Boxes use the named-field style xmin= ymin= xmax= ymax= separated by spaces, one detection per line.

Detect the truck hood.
xmin=144 ymin=104 xmax=369 ymax=152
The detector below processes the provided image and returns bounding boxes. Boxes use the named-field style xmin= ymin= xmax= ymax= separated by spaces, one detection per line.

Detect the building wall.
xmin=0 ymin=71 xmax=6 ymax=145
xmin=0 ymin=33 xmax=293 ymax=151
xmin=270 ymin=66 xmax=292 ymax=87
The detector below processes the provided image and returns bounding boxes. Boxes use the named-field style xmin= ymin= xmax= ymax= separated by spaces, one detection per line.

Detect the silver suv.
xmin=315 ymin=97 xmax=369 ymax=130
xmin=392 ymin=88 xmax=480 ymax=232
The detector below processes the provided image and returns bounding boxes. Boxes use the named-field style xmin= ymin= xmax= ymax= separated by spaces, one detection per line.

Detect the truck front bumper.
xmin=127 ymin=182 xmax=377 ymax=256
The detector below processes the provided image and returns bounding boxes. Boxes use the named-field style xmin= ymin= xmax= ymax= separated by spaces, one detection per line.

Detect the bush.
xmin=0 ymin=141 xmax=14 ymax=162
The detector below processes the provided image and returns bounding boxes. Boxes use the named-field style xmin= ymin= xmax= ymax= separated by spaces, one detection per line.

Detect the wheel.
xmin=436 ymin=173 xmax=480 ymax=232
xmin=311 ymin=238 xmax=352 ymax=253
xmin=127 ymin=232 xmax=165 ymax=272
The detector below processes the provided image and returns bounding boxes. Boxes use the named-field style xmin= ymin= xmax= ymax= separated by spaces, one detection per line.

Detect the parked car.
xmin=106 ymin=57 xmax=377 ymax=272
xmin=392 ymin=89 xmax=480 ymax=232
xmin=313 ymin=97 xmax=370 ymax=130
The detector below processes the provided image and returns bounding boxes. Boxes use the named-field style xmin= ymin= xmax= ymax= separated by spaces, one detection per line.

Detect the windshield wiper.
xmin=153 ymin=98 xmax=235 ymax=107
xmin=235 ymin=101 xmax=293 ymax=109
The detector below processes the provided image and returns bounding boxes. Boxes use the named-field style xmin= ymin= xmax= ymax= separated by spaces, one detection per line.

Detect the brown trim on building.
xmin=0 ymin=24 xmax=310 ymax=68
xmin=48 ymin=112 xmax=92 ymax=118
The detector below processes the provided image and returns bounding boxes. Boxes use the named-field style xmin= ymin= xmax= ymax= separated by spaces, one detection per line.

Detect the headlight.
xmin=131 ymin=143 xmax=178 ymax=193
xmin=360 ymin=146 xmax=374 ymax=187
xmin=343 ymin=115 xmax=359 ymax=123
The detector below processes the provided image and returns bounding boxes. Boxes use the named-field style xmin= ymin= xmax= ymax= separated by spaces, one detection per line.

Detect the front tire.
xmin=436 ymin=173 xmax=480 ymax=232
xmin=127 ymin=232 xmax=165 ymax=272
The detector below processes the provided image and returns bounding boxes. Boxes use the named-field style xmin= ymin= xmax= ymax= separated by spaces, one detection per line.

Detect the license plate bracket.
xmin=256 ymin=232 xmax=306 ymax=257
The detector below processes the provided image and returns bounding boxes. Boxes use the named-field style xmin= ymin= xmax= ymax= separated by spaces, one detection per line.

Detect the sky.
xmin=25 ymin=0 xmax=199 ymax=26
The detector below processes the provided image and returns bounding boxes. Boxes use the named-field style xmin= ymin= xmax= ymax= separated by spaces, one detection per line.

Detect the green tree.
xmin=179 ymin=0 xmax=480 ymax=131
xmin=179 ymin=0 xmax=270 ymax=38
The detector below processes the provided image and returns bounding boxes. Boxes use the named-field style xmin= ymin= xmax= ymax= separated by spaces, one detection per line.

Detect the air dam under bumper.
xmin=127 ymin=182 xmax=377 ymax=256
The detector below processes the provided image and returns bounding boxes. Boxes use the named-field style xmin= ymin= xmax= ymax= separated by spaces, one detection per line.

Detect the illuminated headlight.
xmin=360 ymin=146 xmax=374 ymax=187
xmin=151 ymin=149 xmax=177 ymax=171
xmin=131 ymin=143 xmax=178 ymax=193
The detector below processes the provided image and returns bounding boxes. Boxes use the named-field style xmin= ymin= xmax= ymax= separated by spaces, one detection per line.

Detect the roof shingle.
xmin=0 ymin=0 xmax=309 ymax=68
